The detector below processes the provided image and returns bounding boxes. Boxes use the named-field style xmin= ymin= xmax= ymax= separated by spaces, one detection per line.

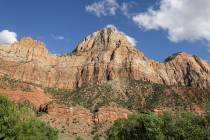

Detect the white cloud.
xmin=132 ymin=0 xmax=210 ymax=46
xmin=86 ymin=0 xmax=136 ymax=17
xmin=122 ymin=32 xmax=137 ymax=46
xmin=106 ymin=24 xmax=117 ymax=29
xmin=121 ymin=2 xmax=136 ymax=17
xmin=0 ymin=30 xmax=17 ymax=44
xmin=85 ymin=0 xmax=119 ymax=17
xmin=106 ymin=24 xmax=137 ymax=46
xmin=52 ymin=35 xmax=65 ymax=40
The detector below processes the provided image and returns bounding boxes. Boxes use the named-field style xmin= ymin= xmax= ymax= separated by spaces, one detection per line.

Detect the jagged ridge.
xmin=0 ymin=26 xmax=210 ymax=88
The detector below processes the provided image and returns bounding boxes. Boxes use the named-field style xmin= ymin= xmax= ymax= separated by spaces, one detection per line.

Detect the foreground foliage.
xmin=106 ymin=112 xmax=210 ymax=140
xmin=0 ymin=96 xmax=58 ymax=140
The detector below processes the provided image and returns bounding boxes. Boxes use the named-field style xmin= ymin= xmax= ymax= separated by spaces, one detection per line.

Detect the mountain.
xmin=0 ymin=26 xmax=210 ymax=139
xmin=0 ymin=26 xmax=210 ymax=89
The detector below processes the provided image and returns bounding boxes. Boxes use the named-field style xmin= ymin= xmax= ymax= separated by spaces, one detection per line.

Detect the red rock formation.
xmin=0 ymin=89 xmax=52 ymax=109
xmin=95 ymin=107 xmax=130 ymax=124
xmin=39 ymin=103 xmax=130 ymax=136
xmin=0 ymin=26 xmax=210 ymax=88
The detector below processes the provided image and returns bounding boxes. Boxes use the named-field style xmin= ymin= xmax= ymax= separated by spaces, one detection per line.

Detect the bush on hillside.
xmin=0 ymin=96 xmax=58 ymax=140
xmin=107 ymin=113 xmax=164 ymax=140
xmin=161 ymin=111 xmax=207 ymax=140
xmin=107 ymin=112 xmax=210 ymax=140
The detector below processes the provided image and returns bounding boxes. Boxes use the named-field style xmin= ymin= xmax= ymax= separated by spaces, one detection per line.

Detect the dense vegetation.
xmin=0 ymin=96 xmax=58 ymax=140
xmin=106 ymin=112 xmax=210 ymax=140
xmin=44 ymin=78 xmax=210 ymax=113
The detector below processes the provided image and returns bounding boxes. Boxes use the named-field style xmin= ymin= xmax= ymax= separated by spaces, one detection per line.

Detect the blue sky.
xmin=0 ymin=0 xmax=209 ymax=61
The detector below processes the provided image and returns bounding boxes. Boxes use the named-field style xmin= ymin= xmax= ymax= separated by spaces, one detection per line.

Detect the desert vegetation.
xmin=44 ymin=78 xmax=210 ymax=113
xmin=43 ymin=78 xmax=210 ymax=139
xmin=0 ymin=75 xmax=32 ymax=92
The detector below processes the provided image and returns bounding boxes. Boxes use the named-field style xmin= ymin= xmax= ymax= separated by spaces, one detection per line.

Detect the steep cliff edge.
xmin=0 ymin=26 xmax=210 ymax=88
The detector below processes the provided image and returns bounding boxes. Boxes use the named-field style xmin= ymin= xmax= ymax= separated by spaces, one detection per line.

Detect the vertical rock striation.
xmin=0 ymin=26 xmax=210 ymax=88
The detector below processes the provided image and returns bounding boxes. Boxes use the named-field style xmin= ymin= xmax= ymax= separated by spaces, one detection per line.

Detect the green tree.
xmin=161 ymin=111 xmax=207 ymax=140
xmin=15 ymin=119 xmax=58 ymax=140
xmin=0 ymin=96 xmax=21 ymax=139
xmin=107 ymin=113 xmax=164 ymax=140
xmin=107 ymin=112 xmax=209 ymax=140
xmin=0 ymin=96 xmax=58 ymax=140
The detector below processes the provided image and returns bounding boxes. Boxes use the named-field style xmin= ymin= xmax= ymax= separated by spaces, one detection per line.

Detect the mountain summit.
xmin=0 ymin=26 xmax=210 ymax=88
xmin=74 ymin=25 xmax=135 ymax=53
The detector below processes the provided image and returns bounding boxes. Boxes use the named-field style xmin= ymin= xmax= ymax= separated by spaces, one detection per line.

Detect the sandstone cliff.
xmin=0 ymin=26 xmax=210 ymax=88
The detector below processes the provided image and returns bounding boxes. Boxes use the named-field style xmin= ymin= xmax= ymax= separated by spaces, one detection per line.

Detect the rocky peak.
xmin=10 ymin=37 xmax=49 ymax=61
xmin=103 ymin=25 xmax=118 ymax=33
xmin=73 ymin=25 xmax=135 ymax=53
xmin=17 ymin=37 xmax=46 ymax=48
xmin=164 ymin=52 xmax=191 ymax=62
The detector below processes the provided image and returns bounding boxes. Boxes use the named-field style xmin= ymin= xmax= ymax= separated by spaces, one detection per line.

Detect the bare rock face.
xmin=11 ymin=37 xmax=48 ymax=60
xmin=0 ymin=89 xmax=52 ymax=109
xmin=0 ymin=26 xmax=210 ymax=88
xmin=95 ymin=107 xmax=130 ymax=124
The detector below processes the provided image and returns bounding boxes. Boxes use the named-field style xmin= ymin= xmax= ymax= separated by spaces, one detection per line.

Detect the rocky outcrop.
xmin=0 ymin=89 xmax=52 ymax=109
xmin=0 ymin=26 xmax=210 ymax=88
xmin=94 ymin=107 xmax=130 ymax=127
xmin=39 ymin=103 xmax=130 ymax=136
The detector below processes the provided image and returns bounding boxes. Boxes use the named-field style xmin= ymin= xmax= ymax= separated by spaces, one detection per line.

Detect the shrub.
xmin=0 ymin=96 xmax=20 ymax=139
xmin=161 ymin=111 xmax=207 ymax=140
xmin=0 ymin=96 xmax=58 ymax=140
xmin=107 ymin=112 xmax=209 ymax=140
xmin=107 ymin=113 xmax=164 ymax=140
xmin=15 ymin=119 xmax=58 ymax=140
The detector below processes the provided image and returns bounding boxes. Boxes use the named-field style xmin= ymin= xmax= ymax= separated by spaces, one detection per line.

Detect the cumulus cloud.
xmin=85 ymin=0 xmax=119 ymax=17
xmin=52 ymin=35 xmax=65 ymax=40
xmin=132 ymin=0 xmax=210 ymax=46
xmin=86 ymin=0 xmax=135 ymax=17
xmin=0 ymin=30 xmax=17 ymax=44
